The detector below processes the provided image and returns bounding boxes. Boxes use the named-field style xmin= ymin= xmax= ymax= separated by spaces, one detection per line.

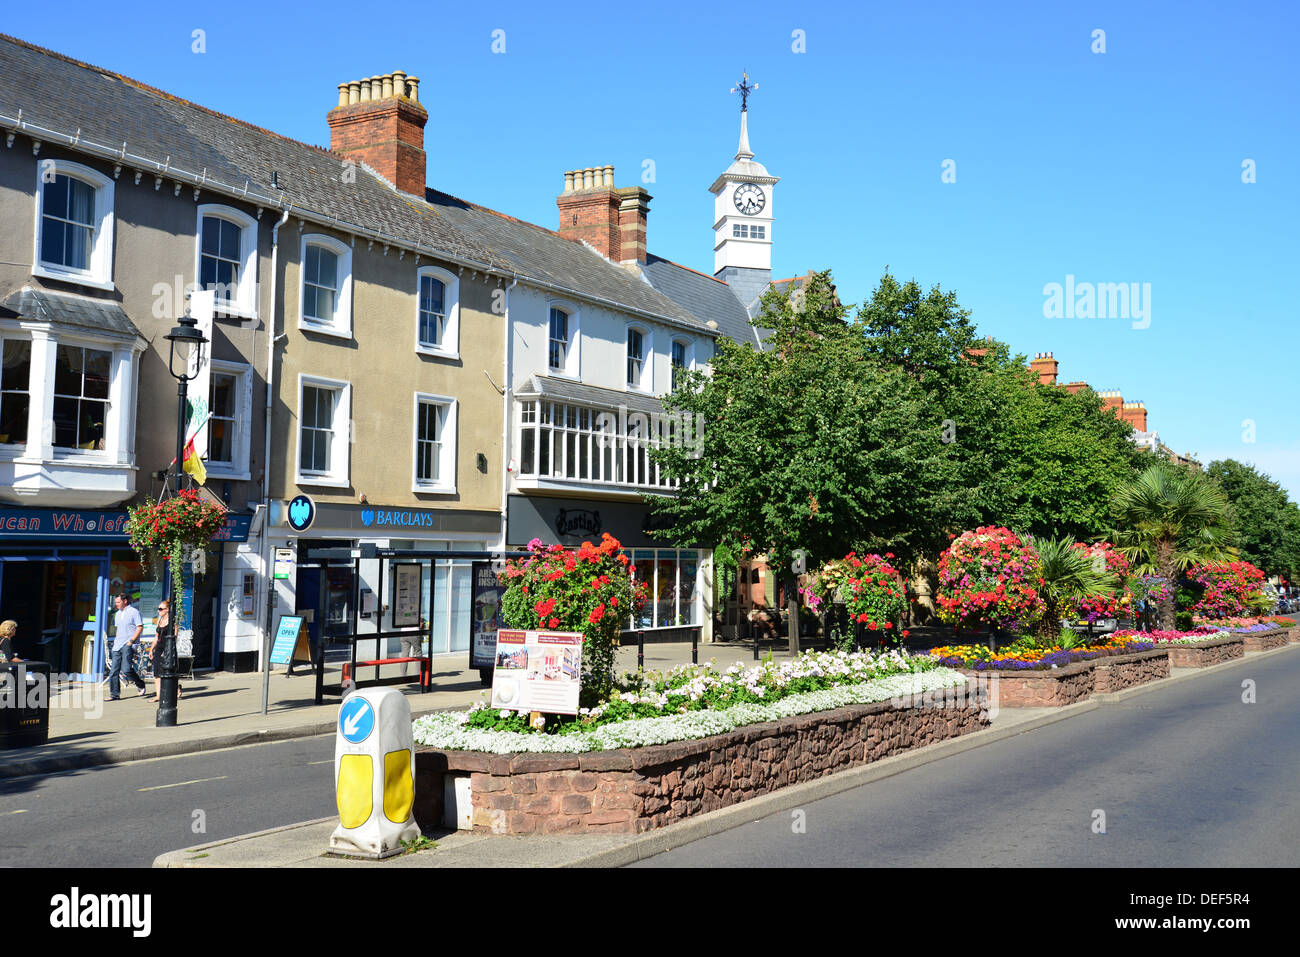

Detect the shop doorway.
xmin=0 ymin=558 xmax=106 ymax=676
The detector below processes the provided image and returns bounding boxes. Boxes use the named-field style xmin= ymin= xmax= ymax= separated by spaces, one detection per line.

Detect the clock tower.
xmin=711 ymin=72 xmax=779 ymax=313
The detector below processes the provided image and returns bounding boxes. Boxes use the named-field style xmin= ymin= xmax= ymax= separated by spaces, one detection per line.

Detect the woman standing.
xmin=150 ymin=600 xmax=181 ymax=700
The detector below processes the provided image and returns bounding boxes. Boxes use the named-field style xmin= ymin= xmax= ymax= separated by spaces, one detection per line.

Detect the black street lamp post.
xmin=159 ymin=311 xmax=208 ymax=728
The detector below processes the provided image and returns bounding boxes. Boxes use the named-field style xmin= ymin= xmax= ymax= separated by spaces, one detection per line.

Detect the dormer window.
xmin=33 ymin=160 xmax=115 ymax=289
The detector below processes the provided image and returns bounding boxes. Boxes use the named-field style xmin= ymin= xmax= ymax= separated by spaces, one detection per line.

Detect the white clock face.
xmin=733 ymin=183 xmax=765 ymax=215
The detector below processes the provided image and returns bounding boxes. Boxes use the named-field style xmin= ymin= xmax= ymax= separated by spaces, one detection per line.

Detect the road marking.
xmin=137 ymin=776 xmax=227 ymax=792
xmin=307 ymin=759 xmax=333 ymax=765
xmin=7 ymin=809 xmax=28 ymax=815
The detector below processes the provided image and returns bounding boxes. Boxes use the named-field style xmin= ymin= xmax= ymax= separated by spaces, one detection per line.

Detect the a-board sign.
xmin=270 ymin=615 xmax=309 ymax=665
xmin=489 ymin=629 xmax=583 ymax=715
xmin=469 ymin=561 xmax=507 ymax=669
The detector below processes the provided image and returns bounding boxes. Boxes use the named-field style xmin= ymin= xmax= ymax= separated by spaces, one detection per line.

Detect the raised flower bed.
xmin=412 ymin=649 xmax=984 ymax=835
xmin=932 ymin=638 xmax=1170 ymax=707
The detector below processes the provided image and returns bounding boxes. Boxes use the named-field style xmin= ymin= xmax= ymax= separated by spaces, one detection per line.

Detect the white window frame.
xmin=32 ymin=160 xmax=115 ymax=290
xmin=670 ymin=337 xmax=695 ymax=392
xmin=546 ymin=300 xmax=580 ymax=379
xmin=205 ymin=359 xmax=253 ymax=480
xmin=414 ymin=265 xmax=460 ymax=359
xmin=0 ymin=335 xmax=33 ymax=450
xmin=411 ymin=392 xmax=457 ymax=494
xmin=195 ymin=205 xmax=258 ymax=320
xmin=298 ymin=234 xmax=353 ymax=340
xmin=626 ymin=324 xmax=653 ymax=393
xmin=295 ymin=373 xmax=351 ymax=487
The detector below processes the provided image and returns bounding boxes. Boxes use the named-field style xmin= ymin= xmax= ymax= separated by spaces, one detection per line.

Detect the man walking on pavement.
xmin=108 ymin=593 xmax=147 ymax=700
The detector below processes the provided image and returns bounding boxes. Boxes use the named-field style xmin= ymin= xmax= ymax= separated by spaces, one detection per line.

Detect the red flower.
xmin=535 ymin=597 xmax=556 ymax=617
xmin=548 ymin=617 xmax=559 ymax=629
xmin=868 ymin=622 xmax=878 ymax=631
xmin=588 ymin=604 xmax=606 ymax=624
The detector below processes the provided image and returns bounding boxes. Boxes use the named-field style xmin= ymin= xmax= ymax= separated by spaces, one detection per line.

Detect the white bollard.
xmin=329 ymin=688 xmax=421 ymax=858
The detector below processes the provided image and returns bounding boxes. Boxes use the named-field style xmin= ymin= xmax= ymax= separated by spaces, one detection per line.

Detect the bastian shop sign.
xmin=506 ymin=495 xmax=688 ymax=549
xmin=0 ymin=508 xmax=252 ymax=542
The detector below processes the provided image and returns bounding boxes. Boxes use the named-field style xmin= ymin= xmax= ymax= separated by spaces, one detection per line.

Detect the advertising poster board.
xmin=469 ymin=561 xmax=507 ymax=669
xmin=391 ymin=563 xmax=422 ymax=628
xmin=489 ymin=629 xmax=582 ymax=715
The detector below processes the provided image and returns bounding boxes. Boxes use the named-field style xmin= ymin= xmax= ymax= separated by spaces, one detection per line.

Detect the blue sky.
xmin=8 ymin=1 xmax=1298 ymax=496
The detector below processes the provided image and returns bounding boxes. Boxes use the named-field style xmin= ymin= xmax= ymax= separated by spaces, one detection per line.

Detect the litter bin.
xmin=0 ymin=661 xmax=51 ymax=749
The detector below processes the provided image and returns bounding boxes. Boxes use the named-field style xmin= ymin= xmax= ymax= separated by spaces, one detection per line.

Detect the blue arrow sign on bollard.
xmin=340 ymin=696 xmax=375 ymax=744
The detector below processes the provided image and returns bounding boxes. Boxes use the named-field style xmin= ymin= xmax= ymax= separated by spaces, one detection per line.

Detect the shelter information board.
xmin=489 ymin=629 xmax=583 ymax=715
xmin=391 ymin=563 xmax=422 ymax=628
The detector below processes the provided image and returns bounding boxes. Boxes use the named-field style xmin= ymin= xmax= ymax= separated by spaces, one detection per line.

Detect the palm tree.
xmin=1107 ymin=464 xmax=1236 ymax=630
xmin=1030 ymin=537 xmax=1116 ymax=640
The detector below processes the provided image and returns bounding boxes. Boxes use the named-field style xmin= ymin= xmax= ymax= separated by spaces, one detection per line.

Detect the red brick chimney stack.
xmin=557 ymin=167 xmax=652 ymax=265
xmin=327 ymin=71 xmax=428 ymax=196
xmin=1029 ymin=352 xmax=1059 ymax=386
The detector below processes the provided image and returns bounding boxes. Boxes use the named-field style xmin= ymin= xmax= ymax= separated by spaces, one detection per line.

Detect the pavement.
xmin=153 ymin=635 xmax=1300 ymax=869
xmin=0 ymin=639 xmax=740 ymax=780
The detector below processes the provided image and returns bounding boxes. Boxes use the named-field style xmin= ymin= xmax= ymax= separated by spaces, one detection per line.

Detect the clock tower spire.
xmin=711 ymin=72 xmax=778 ymax=315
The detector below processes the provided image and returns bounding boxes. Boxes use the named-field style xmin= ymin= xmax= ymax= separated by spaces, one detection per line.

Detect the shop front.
xmin=505 ymin=493 xmax=712 ymax=642
xmin=263 ymin=501 xmax=501 ymax=669
xmin=0 ymin=506 xmax=251 ymax=679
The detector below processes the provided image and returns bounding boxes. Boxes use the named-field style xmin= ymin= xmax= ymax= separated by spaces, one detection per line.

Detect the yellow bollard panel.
xmin=329 ymin=688 xmax=421 ymax=858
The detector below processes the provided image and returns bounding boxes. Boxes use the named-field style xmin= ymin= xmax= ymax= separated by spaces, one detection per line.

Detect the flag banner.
xmin=186 ymin=289 xmax=215 ymax=461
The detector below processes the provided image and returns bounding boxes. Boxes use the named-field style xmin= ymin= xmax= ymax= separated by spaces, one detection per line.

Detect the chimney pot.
xmin=603 ymin=165 xmax=614 ymax=188
xmin=407 ymin=76 xmax=420 ymax=102
xmin=564 ymin=171 xmax=574 ymax=192
xmin=329 ymin=70 xmax=428 ymax=195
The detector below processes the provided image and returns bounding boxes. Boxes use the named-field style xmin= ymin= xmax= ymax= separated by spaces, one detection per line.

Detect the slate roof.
xmin=424 ymin=192 xmax=709 ymax=332
xmin=0 ymin=34 xmax=712 ymax=334
xmin=640 ymin=254 xmax=772 ymax=349
xmin=1 ymin=287 xmax=140 ymax=339
xmin=516 ymin=375 xmax=666 ymax=418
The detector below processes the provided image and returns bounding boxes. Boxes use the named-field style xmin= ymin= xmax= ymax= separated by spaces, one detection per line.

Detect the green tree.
xmin=1206 ymin=459 xmax=1300 ymax=580
xmin=1107 ymin=463 xmax=1237 ymax=629
xmin=648 ymin=271 xmax=957 ymax=577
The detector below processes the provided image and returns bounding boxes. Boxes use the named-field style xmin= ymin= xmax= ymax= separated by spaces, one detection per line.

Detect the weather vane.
xmin=730 ymin=71 xmax=757 ymax=112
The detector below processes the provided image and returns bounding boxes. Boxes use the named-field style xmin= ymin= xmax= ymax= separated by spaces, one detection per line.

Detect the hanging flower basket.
xmin=124 ymin=489 xmax=227 ymax=628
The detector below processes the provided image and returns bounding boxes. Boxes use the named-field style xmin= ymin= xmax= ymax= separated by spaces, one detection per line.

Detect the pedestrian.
xmin=0 ymin=620 xmax=20 ymax=663
xmin=150 ymin=599 xmax=182 ymax=701
xmin=108 ymin=593 xmax=147 ymax=700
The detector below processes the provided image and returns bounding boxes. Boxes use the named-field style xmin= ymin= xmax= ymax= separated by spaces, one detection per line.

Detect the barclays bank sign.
xmin=277 ymin=499 xmax=499 ymax=537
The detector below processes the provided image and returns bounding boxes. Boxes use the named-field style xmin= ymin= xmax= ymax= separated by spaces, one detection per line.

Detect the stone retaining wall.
xmin=1244 ymin=628 xmax=1291 ymax=652
xmin=1094 ymin=649 xmax=1170 ymax=692
xmin=415 ymin=691 xmax=988 ymax=836
xmin=1163 ymin=636 xmax=1245 ymax=668
xmin=958 ymin=648 xmax=1170 ymax=707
